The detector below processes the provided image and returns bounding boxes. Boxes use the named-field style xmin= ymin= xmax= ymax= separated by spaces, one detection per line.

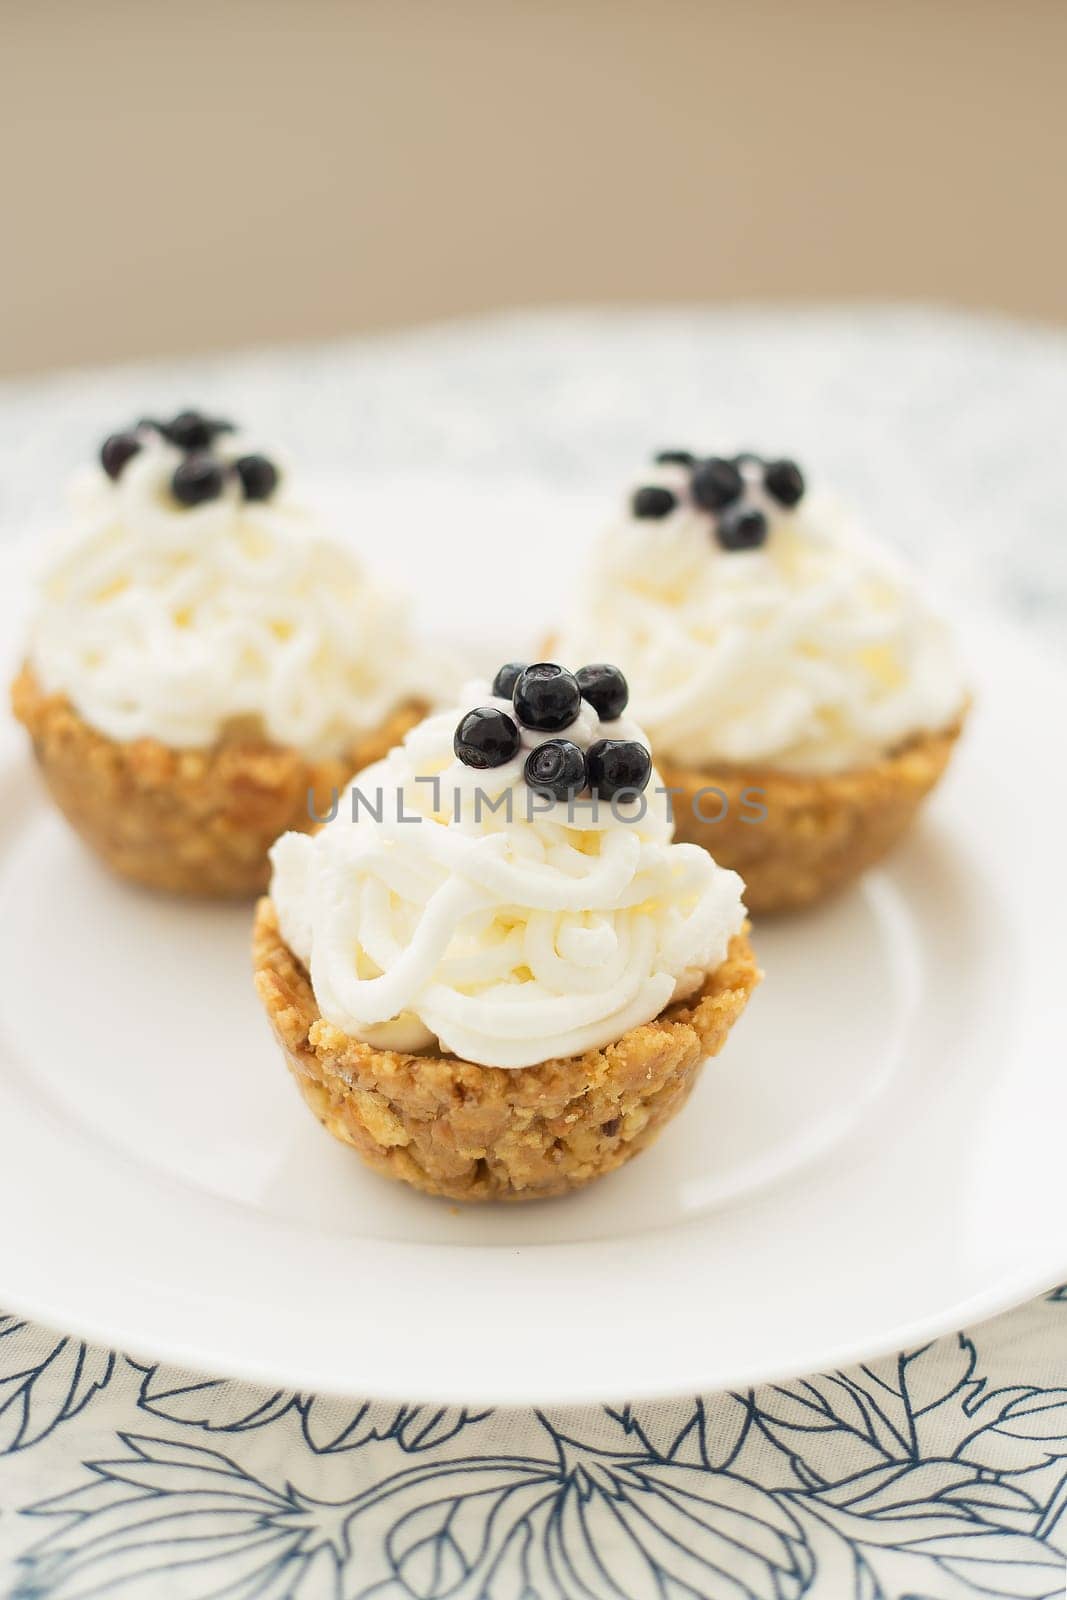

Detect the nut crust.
xmin=11 ymin=662 xmax=423 ymax=899
xmin=661 ymin=721 xmax=964 ymax=915
xmin=252 ymin=897 xmax=760 ymax=1202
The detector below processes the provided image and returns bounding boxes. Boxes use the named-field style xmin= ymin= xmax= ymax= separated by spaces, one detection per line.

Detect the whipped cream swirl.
xmin=270 ymin=681 xmax=746 ymax=1068
xmin=28 ymin=431 xmax=439 ymax=756
xmin=556 ymin=461 xmax=967 ymax=775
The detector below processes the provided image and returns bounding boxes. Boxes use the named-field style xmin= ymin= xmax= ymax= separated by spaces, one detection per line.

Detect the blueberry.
xmin=491 ymin=661 xmax=527 ymax=700
xmin=716 ymin=505 xmax=768 ymax=551
xmin=763 ymin=458 xmax=805 ymax=507
xmin=586 ymin=739 xmax=652 ymax=800
xmin=234 ymin=454 xmax=279 ymax=501
xmin=654 ymin=449 xmax=695 ymax=466
xmin=576 ymin=663 xmax=629 ymax=721
xmin=632 ymin=485 xmax=677 ymax=519
xmin=100 ymin=431 xmax=142 ymax=480
xmin=691 ymin=456 xmax=744 ymax=511
xmin=164 ymin=410 xmax=234 ymax=450
xmin=171 ymin=452 xmax=225 ymax=507
xmin=513 ymin=664 xmax=582 ymax=732
xmin=524 ymin=739 xmax=586 ymax=799
xmin=454 ymin=706 xmax=520 ymax=768
xmin=164 ymin=410 xmax=215 ymax=450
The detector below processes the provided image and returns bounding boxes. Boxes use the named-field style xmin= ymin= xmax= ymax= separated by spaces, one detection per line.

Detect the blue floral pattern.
xmin=0 ymin=1318 xmax=113 ymax=1456
xmin=1 ymin=1291 xmax=1064 ymax=1598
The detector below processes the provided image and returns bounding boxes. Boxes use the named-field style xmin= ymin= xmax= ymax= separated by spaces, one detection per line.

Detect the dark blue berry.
xmin=716 ymin=505 xmax=768 ymax=551
xmin=164 ymin=410 xmax=234 ymax=450
xmin=165 ymin=410 xmax=216 ymax=450
xmin=586 ymin=739 xmax=652 ymax=800
xmin=576 ymin=663 xmax=629 ymax=721
xmin=491 ymin=662 xmax=527 ymax=700
xmin=171 ymin=452 xmax=225 ymax=507
xmin=513 ymin=664 xmax=582 ymax=732
xmin=763 ymin=458 xmax=805 ymax=507
xmin=100 ymin=431 xmax=142 ymax=479
xmin=234 ymin=454 xmax=279 ymax=501
xmin=632 ymin=485 xmax=677 ymax=519
xmin=654 ymin=449 xmax=695 ymax=466
xmin=524 ymin=739 xmax=586 ymax=799
xmin=454 ymin=707 xmax=520 ymax=768
xmin=692 ymin=457 xmax=743 ymax=511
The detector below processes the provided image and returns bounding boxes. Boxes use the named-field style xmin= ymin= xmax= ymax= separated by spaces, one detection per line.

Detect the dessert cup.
xmin=12 ymin=664 xmax=421 ymax=898
xmin=11 ymin=409 xmax=441 ymax=897
xmin=254 ymin=898 xmax=757 ymax=1201
xmin=661 ymin=721 xmax=964 ymax=915
xmin=555 ymin=448 xmax=968 ymax=913
xmin=254 ymin=661 xmax=757 ymax=1200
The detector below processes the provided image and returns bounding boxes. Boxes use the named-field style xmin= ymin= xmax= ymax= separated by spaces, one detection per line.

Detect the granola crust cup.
xmin=661 ymin=719 xmax=964 ymax=917
xmin=252 ymin=897 xmax=760 ymax=1202
xmin=11 ymin=662 xmax=423 ymax=899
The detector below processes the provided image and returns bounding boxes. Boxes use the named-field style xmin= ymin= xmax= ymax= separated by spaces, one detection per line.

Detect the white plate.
xmin=0 ymin=485 xmax=1065 ymax=1407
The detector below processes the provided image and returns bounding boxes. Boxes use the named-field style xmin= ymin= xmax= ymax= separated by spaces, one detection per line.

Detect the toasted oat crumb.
xmin=252 ymin=896 xmax=760 ymax=1202
xmin=661 ymin=721 xmax=964 ymax=915
xmin=11 ymin=661 xmax=422 ymax=898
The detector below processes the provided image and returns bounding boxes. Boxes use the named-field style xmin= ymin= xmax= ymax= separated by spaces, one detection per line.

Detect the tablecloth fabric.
xmin=1 ymin=1290 xmax=1066 ymax=1598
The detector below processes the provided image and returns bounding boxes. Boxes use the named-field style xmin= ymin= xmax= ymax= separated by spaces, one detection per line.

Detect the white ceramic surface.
xmin=0 ymin=484 xmax=1064 ymax=1407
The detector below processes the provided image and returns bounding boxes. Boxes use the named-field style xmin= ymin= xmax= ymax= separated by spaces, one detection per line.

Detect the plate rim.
xmin=2 ymin=1251 xmax=1063 ymax=1409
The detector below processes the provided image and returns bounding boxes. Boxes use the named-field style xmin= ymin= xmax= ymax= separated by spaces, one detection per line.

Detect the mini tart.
xmin=661 ymin=719 xmax=964 ymax=916
xmin=253 ymin=897 xmax=760 ymax=1202
xmin=12 ymin=663 xmax=423 ymax=899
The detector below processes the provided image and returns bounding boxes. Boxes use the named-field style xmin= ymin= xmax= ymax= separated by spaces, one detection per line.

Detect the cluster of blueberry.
xmin=453 ymin=663 xmax=652 ymax=802
xmin=99 ymin=410 xmax=280 ymax=508
xmin=633 ymin=450 xmax=805 ymax=551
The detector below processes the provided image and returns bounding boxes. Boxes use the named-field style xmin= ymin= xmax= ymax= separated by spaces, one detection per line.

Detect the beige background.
xmin=3 ymin=0 xmax=1066 ymax=377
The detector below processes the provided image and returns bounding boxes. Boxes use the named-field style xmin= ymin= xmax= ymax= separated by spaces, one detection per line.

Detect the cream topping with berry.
xmin=28 ymin=411 xmax=438 ymax=757
xmin=556 ymin=452 xmax=967 ymax=775
xmin=269 ymin=663 xmax=746 ymax=1069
